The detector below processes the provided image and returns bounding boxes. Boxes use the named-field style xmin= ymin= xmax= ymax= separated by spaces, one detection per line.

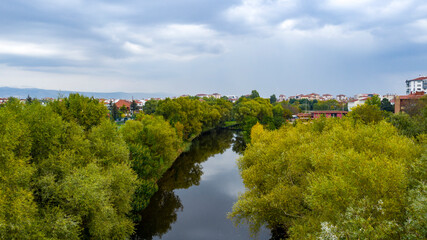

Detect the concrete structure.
xmin=394 ymin=92 xmax=425 ymax=114
xmin=406 ymin=76 xmax=427 ymax=94
xmin=278 ymin=94 xmax=286 ymax=102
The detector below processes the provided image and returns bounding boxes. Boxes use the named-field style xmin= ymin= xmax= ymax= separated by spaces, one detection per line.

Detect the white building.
xmin=212 ymin=93 xmax=221 ymax=99
xmin=348 ymin=98 xmax=367 ymax=111
xmin=278 ymin=94 xmax=286 ymax=102
xmin=322 ymin=94 xmax=333 ymax=100
xmin=406 ymin=76 xmax=427 ymax=94
xmin=336 ymin=94 xmax=347 ymax=102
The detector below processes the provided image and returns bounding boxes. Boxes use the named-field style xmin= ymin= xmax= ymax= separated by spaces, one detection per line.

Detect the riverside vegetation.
xmin=0 ymin=93 xmax=234 ymax=239
xmin=229 ymin=95 xmax=427 ymax=239
xmin=1 ymin=91 xmax=424 ymax=239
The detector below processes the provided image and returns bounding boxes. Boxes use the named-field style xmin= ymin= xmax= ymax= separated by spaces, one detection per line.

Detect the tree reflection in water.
xmin=132 ymin=129 xmax=239 ymax=240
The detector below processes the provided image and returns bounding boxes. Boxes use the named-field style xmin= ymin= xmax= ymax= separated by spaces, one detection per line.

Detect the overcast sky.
xmin=0 ymin=0 xmax=426 ymax=97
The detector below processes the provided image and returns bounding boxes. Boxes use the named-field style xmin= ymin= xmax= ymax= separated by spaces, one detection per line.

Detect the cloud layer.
xmin=1 ymin=0 xmax=426 ymax=96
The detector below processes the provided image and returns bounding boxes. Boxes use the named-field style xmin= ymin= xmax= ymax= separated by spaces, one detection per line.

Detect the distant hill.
xmin=0 ymin=87 xmax=171 ymax=99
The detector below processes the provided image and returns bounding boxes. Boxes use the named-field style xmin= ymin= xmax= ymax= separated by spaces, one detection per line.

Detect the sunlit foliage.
xmin=229 ymin=117 xmax=423 ymax=239
xmin=0 ymin=97 xmax=138 ymax=239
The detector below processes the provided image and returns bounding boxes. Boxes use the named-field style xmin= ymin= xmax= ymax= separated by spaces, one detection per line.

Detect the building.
xmin=196 ymin=94 xmax=209 ymax=98
xmin=322 ymin=94 xmax=333 ymax=100
xmin=115 ymin=99 xmax=131 ymax=111
xmin=336 ymin=94 xmax=347 ymax=102
xmin=278 ymin=94 xmax=286 ymax=102
xmin=212 ymin=93 xmax=221 ymax=99
xmin=394 ymin=92 xmax=425 ymax=114
xmin=308 ymin=93 xmax=320 ymax=100
xmin=406 ymin=76 xmax=427 ymax=94
xmin=348 ymin=98 xmax=368 ymax=111
xmin=297 ymin=111 xmax=348 ymax=120
xmin=312 ymin=111 xmax=348 ymax=118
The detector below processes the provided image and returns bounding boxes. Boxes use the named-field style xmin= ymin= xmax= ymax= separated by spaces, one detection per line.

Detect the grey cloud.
xmin=0 ymin=0 xmax=426 ymax=95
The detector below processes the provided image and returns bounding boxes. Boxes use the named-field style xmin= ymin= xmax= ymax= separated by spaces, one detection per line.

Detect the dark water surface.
xmin=133 ymin=129 xmax=270 ymax=240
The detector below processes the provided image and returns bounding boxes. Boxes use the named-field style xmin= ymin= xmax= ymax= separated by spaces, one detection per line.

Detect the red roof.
xmin=399 ymin=92 xmax=425 ymax=100
xmin=116 ymin=99 xmax=131 ymax=109
xmin=409 ymin=76 xmax=427 ymax=81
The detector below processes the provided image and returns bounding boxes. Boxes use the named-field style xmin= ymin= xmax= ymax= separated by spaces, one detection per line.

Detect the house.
xmin=278 ymin=94 xmax=286 ymax=102
xmin=196 ymin=94 xmax=210 ymax=98
xmin=322 ymin=94 xmax=333 ymax=100
xmin=394 ymin=92 xmax=425 ymax=114
xmin=115 ymin=99 xmax=131 ymax=111
xmin=135 ymin=100 xmax=146 ymax=109
xmin=212 ymin=93 xmax=221 ymax=99
xmin=0 ymin=98 xmax=8 ymax=104
xmin=336 ymin=94 xmax=347 ymax=102
xmin=308 ymin=93 xmax=320 ymax=100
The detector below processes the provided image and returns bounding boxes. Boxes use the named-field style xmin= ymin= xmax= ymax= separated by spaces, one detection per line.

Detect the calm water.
xmin=133 ymin=129 xmax=270 ymax=240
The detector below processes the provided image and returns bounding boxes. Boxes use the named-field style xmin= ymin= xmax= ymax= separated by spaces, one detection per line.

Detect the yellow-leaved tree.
xmin=229 ymin=117 xmax=423 ymax=239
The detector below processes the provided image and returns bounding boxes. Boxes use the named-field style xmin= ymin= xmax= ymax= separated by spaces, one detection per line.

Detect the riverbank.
xmin=132 ymin=129 xmax=270 ymax=239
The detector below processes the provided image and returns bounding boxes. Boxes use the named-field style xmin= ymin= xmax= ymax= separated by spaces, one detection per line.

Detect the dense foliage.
xmin=50 ymin=93 xmax=108 ymax=130
xmin=148 ymin=97 xmax=232 ymax=140
xmin=121 ymin=114 xmax=183 ymax=211
xmin=229 ymin=113 xmax=426 ymax=239
xmin=0 ymin=98 xmax=138 ymax=239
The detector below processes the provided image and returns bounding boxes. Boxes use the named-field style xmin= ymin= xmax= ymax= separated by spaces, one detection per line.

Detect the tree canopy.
xmin=229 ymin=117 xmax=424 ymax=239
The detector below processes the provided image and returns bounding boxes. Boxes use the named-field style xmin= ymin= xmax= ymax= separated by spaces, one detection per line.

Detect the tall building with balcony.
xmin=406 ymin=76 xmax=427 ymax=94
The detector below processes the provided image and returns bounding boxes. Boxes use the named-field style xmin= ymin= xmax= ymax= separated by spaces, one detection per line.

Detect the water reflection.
xmin=133 ymin=129 xmax=236 ymax=239
xmin=231 ymin=131 xmax=247 ymax=155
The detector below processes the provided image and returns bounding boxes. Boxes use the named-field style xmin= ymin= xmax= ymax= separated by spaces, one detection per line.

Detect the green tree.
xmin=120 ymin=105 xmax=128 ymax=114
xmin=270 ymin=94 xmax=277 ymax=104
xmin=381 ymin=98 xmax=394 ymax=112
xmin=387 ymin=113 xmax=425 ymax=138
xmin=0 ymin=102 xmax=40 ymax=239
xmin=50 ymin=93 xmax=108 ymax=131
xmin=365 ymin=95 xmax=382 ymax=108
xmin=26 ymin=94 xmax=33 ymax=104
xmin=348 ymin=104 xmax=383 ymax=124
xmin=111 ymin=102 xmax=120 ymax=121
xmin=121 ymin=115 xmax=182 ymax=210
xmin=131 ymin=100 xmax=138 ymax=114
xmin=229 ymin=118 xmax=422 ymax=239
xmin=249 ymin=90 xmax=260 ymax=99
xmin=0 ymin=99 xmax=139 ymax=239
xmin=143 ymin=99 xmax=159 ymax=115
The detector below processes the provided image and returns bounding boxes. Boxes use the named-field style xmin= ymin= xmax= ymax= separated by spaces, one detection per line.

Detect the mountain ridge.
xmin=0 ymin=87 xmax=171 ymax=99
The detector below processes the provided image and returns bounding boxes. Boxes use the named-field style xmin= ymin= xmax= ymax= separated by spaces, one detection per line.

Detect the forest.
xmin=0 ymin=91 xmax=424 ymax=239
xmin=229 ymin=96 xmax=427 ymax=239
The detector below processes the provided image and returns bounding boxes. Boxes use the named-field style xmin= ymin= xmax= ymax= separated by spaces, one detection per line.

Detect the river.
xmin=132 ymin=129 xmax=271 ymax=240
